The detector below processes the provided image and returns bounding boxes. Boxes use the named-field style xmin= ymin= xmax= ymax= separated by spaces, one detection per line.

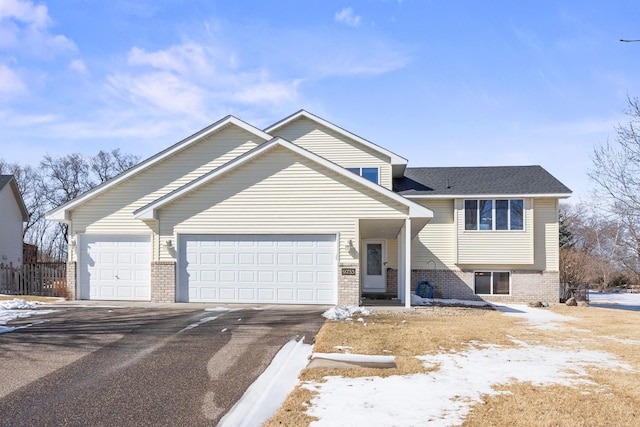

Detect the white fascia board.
xmin=404 ymin=193 xmax=572 ymax=200
xmin=135 ymin=137 xmax=433 ymax=220
xmin=45 ymin=116 xmax=272 ymax=222
xmin=265 ymin=110 xmax=408 ymax=172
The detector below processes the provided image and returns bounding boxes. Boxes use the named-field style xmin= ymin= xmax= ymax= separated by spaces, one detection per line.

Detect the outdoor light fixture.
xmin=345 ymin=239 xmax=354 ymax=250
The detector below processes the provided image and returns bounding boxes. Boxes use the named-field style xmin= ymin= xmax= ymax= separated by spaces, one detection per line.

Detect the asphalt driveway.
xmin=0 ymin=302 xmax=325 ymax=426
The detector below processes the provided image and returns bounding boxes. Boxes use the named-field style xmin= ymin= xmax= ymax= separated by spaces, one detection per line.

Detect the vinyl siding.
xmin=412 ymin=199 xmax=456 ymax=269
xmin=157 ymin=146 xmax=408 ymax=263
xmin=386 ymin=199 xmax=456 ymax=270
xmin=71 ymin=126 xmax=264 ymax=238
xmin=533 ymin=198 xmax=559 ymax=271
xmin=0 ymin=185 xmax=24 ymax=265
xmin=271 ymin=117 xmax=393 ymax=189
xmin=456 ymin=198 xmax=534 ymax=265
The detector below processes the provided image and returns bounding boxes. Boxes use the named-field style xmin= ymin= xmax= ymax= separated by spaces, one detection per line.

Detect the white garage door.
xmin=78 ymin=235 xmax=151 ymax=301
xmin=179 ymin=234 xmax=336 ymax=304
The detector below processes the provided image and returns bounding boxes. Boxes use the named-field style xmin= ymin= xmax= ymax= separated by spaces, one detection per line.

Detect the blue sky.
xmin=1 ymin=0 xmax=639 ymax=201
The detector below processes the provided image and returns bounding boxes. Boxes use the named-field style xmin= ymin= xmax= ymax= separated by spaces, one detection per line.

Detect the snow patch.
xmin=411 ymin=294 xmax=492 ymax=307
xmin=304 ymin=341 xmax=633 ymax=426
xmin=0 ymin=298 xmax=41 ymax=310
xmin=322 ymin=306 xmax=371 ymax=320
xmin=589 ymin=291 xmax=640 ymax=306
xmin=0 ymin=298 xmax=55 ymax=334
xmin=218 ymin=337 xmax=313 ymax=427
xmin=179 ymin=316 xmax=218 ymax=333
xmin=493 ymin=304 xmax=575 ymax=330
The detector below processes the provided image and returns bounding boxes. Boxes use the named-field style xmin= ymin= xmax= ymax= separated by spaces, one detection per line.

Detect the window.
xmin=474 ymin=271 xmax=510 ymax=295
xmin=464 ymin=199 xmax=524 ymax=231
xmin=347 ymin=167 xmax=379 ymax=184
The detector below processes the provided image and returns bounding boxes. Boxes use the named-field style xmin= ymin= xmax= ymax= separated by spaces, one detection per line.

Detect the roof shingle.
xmin=393 ymin=166 xmax=572 ymax=196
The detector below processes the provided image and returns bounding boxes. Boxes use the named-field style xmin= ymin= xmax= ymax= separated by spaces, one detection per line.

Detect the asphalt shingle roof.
xmin=0 ymin=175 xmax=12 ymax=191
xmin=393 ymin=166 xmax=572 ymax=196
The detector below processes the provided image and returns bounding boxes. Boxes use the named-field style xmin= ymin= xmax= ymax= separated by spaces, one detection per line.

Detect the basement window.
xmin=474 ymin=271 xmax=510 ymax=295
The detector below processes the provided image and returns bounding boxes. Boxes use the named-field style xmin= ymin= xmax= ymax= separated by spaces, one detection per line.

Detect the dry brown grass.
xmin=0 ymin=295 xmax=63 ymax=303
xmin=266 ymin=305 xmax=640 ymax=427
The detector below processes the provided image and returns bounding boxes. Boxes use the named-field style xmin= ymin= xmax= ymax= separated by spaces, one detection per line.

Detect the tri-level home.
xmin=47 ymin=111 xmax=571 ymax=306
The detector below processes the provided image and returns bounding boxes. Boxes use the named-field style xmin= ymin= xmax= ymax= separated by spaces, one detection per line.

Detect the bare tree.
xmin=91 ymin=149 xmax=138 ymax=183
xmin=589 ymin=97 xmax=640 ymax=285
xmin=1 ymin=149 xmax=140 ymax=261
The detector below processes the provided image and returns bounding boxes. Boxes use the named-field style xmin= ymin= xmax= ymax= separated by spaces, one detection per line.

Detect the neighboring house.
xmin=46 ymin=111 xmax=571 ymax=306
xmin=0 ymin=175 xmax=29 ymax=266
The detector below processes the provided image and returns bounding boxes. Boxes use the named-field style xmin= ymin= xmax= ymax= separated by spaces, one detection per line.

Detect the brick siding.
xmin=151 ymin=261 xmax=176 ymax=303
xmin=66 ymin=261 xmax=76 ymax=300
xmin=386 ymin=268 xmax=561 ymax=303
xmin=338 ymin=263 xmax=360 ymax=305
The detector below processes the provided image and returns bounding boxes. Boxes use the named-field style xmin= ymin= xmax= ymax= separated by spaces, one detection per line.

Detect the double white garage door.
xmin=179 ymin=235 xmax=336 ymax=304
xmin=79 ymin=234 xmax=336 ymax=304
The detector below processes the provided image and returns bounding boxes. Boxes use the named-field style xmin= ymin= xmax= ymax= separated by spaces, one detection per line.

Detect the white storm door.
xmin=363 ymin=240 xmax=386 ymax=292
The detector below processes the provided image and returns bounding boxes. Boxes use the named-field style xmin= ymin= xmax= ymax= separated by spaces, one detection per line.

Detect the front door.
xmin=363 ymin=240 xmax=386 ymax=292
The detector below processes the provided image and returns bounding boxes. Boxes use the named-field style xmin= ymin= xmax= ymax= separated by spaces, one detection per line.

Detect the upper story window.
xmin=464 ymin=199 xmax=524 ymax=231
xmin=347 ymin=167 xmax=379 ymax=184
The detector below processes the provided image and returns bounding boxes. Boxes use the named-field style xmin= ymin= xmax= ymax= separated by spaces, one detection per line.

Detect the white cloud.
xmin=335 ymin=7 xmax=361 ymax=27
xmin=0 ymin=0 xmax=50 ymax=28
xmin=234 ymin=80 xmax=300 ymax=104
xmin=127 ymin=43 xmax=213 ymax=75
xmin=69 ymin=59 xmax=88 ymax=75
xmin=0 ymin=0 xmax=75 ymax=55
xmin=0 ymin=65 xmax=27 ymax=94
xmin=107 ymin=71 xmax=207 ymax=118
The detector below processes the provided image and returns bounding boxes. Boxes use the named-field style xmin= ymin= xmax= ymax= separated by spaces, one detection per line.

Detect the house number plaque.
xmin=341 ymin=268 xmax=356 ymax=276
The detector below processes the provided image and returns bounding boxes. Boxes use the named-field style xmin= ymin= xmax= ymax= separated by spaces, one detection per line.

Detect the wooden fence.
xmin=0 ymin=262 xmax=67 ymax=297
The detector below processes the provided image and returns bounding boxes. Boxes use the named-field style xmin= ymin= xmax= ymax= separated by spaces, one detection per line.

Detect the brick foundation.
xmin=386 ymin=268 xmax=561 ymax=304
xmin=151 ymin=261 xmax=176 ymax=303
xmin=66 ymin=261 xmax=77 ymax=300
xmin=338 ymin=263 xmax=360 ymax=305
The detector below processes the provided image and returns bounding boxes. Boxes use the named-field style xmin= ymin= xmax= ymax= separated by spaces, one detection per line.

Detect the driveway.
xmin=0 ymin=302 xmax=325 ymax=426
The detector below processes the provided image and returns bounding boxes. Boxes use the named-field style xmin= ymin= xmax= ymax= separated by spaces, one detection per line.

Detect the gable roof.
xmin=394 ymin=166 xmax=572 ymax=198
xmin=47 ymin=116 xmax=272 ymax=221
xmin=0 ymin=175 xmax=29 ymax=221
xmin=265 ymin=110 xmax=408 ymax=178
xmin=134 ymin=137 xmax=433 ymax=221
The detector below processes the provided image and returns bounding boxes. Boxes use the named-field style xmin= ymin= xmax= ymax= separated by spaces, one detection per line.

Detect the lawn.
xmin=266 ymin=303 xmax=640 ymax=426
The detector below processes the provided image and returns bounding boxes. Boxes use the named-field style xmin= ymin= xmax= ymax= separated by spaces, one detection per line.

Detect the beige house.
xmin=0 ymin=175 xmax=28 ymax=267
xmin=47 ymin=111 xmax=571 ymax=306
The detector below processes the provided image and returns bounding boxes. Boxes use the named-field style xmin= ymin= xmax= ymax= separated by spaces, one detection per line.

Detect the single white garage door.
xmin=179 ymin=234 xmax=336 ymax=304
xmin=78 ymin=235 xmax=151 ymax=301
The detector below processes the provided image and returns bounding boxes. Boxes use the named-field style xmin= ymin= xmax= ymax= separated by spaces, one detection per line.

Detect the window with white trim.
xmin=474 ymin=271 xmax=510 ymax=295
xmin=464 ymin=199 xmax=524 ymax=231
xmin=346 ymin=167 xmax=379 ymax=184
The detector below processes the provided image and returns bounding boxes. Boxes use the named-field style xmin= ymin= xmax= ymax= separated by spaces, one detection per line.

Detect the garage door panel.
xmin=277 ymin=271 xmax=294 ymax=282
xmin=179 ymin=234 xmax=336 ymax=304
xmin=219 ymin=287 xmax=236 ymax=299
xmin=219 ymin=270 xmax=236 ymax=282
xmin=296 ymin=289 xmax=314 ymax=301
xmin=277 ymin=288 xmax=294 ymax=301
xmin=79 ymin=235 xmax=151 ymax=301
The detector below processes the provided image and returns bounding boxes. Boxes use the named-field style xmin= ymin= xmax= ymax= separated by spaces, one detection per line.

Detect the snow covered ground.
xmin=298 ymin=296 xmax=640 ymax=426
xmin=589 ymin=290 xmax=640 ymax=308
xmin=0 ymin=298 xmax=56 ymax=334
